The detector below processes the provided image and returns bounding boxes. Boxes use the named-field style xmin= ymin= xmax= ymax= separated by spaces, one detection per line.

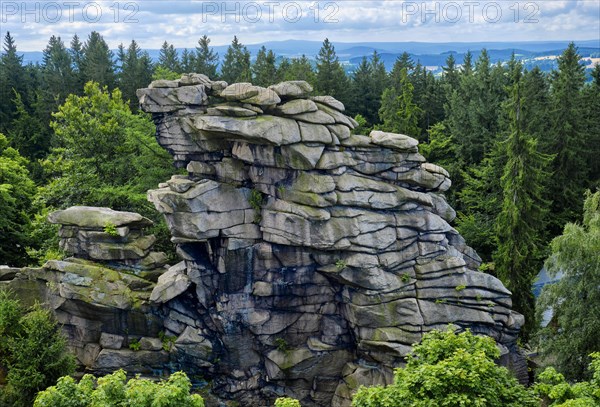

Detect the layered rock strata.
xmin=136 ymin=75 xmax=526 ymax=406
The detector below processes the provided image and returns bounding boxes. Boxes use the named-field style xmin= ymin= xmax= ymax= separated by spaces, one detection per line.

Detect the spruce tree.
xmin=390 ymin=52 xmax=414 ymax=89
xmin=252 ymin=46 xmax=277 ymax=87
xmin=378 ymin=68 xmax=422 ymax=137
xmin=69 ymin=34 xmax=85 ymax=93
xmin=158 ymin=41 xmax=181 ymax=73
xmin=220 ymin=36 xmax=251 ymax=84
xmin=81 ymin=31 xmax=116 ymax=88
xmin=0 ymin=32 xmax=26 ymax=131
xmin=180 ymin=49 xmax=195 ymax=73
xmin=283 ymin=55 xmax=316 ymax=85
xmin=117 ymin=40 xmax=153 ymax=110
xmin=194 ymin=35 xmax=219 ymax=79
xmin=584 ymin=64 xmax=600 ymax=183
xmin=546 ymin=43 xmax=587 ymax=234
xmin=494 ymin=70 xmax=552 ymax=339
xmin=41 ymin=36 xmax=75 ymax=109
xmin=315 ymin=38 xmax=349 ymax=102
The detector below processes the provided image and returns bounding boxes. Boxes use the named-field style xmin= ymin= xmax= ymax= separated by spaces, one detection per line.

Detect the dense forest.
xmin=1 ymin=30 xmax=599 ymax=404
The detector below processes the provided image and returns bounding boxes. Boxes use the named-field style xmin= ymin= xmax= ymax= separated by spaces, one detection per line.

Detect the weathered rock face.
xmin=136 ymin=75 xmax=526 ymax=406
xmin=1 ymin=208 xmax=172 ymax=376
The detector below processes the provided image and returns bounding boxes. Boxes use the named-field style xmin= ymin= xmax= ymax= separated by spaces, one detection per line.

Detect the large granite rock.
xmin=134 ymin=76 xmax=526 ymax=406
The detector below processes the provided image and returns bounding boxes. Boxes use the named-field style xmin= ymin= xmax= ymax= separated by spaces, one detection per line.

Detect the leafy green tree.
xmin=220 ymin=36 xmax=251 ymax=84
xmin=34 ymin=369 xmax=204 ymax=407
xmin=0 ymin=291 xmax=75 ymax=407
xmin=117 ymin=40 xmax=154 ymax=110
xmin=536 ymin=191 xmax=600 ymax=380
xmin=38 ymin=82 xmax=175 ymax=257
xmin=545 ymin=43 xmax=587 ymax=234
xmin=352 ymin=328 xmax=538 ymax=407
xmin=532 ymin=353 xmax=600 ymax=406
xmin=194 ymin=35 xmax=219 ymax=79
xmin=252 ymin=46 xmax=277 ymax=87
xmin=158 ymin=41 xmax=181 ymax=73
xmin=81 ymin=31 xmax=115 ymax=88
xmin=493 ymin=71 xmax=552 ymax=339
xmin=378 ymin=68 xmax=422 ymax=138
xmin=0 ymin=133 xmax=36 ymax=266
xmin=315 ymin=38 xmax=349 ymax=102
xmin=274 ymin=397 xmax=302 ymax=407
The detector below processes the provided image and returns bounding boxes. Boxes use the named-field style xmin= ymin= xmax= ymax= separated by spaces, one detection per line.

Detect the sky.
xmin=1 ymin=0 xmax=599 ymax=51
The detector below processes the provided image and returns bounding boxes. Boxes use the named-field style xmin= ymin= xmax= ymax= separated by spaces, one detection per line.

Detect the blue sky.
xmin=1 ymin=1 xmax=599 ymax=50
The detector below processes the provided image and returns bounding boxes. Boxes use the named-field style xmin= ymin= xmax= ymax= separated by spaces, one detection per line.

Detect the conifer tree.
xmin=584 ymin=64 xmax=600 ymax=183
xmin=41 ymin=36 xmax=75 ymax=110
xmin=69 ymin=34 xmax=85 ymax=93
xmin=252 ymin=46 xmax=277 ymax=87
xmin=545 ymin=43 xmax=588 ymax=234
xmin=220 ymin=36 xmax=251 ymax=84
xmin=81 ymin=31 xmax=115 ymax=88
xmin=194 ymin=35 xmax=219 ymax=79
xmin=494 ymin=69 xmax=552 ymax=339
xmin=283 ymin=55 xmax=316 ymax=85
xmin=180 ymin=49 xmax=195 ymax=73
xmin=158 ymin=41 xmax=181 ymax=73
xmin=0 ymin=32 xmax=26 ymax=131
xmin=315 ymin=38 xmax=349 ymax=102
xmin=378 ymin=68 xmax=422 ymax=137
xmin=117 ymin=40 xmax=153 ymax=110
xmin=390 ymin=52 xmax=414 ymax=89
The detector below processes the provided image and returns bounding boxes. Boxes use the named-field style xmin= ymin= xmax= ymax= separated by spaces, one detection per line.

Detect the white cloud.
xmin=1 ymin=0 xmax=598 ymax=50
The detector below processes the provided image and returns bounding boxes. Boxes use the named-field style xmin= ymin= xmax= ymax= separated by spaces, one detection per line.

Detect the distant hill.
xmin=19 ymin=39 xmax=600 ymax=75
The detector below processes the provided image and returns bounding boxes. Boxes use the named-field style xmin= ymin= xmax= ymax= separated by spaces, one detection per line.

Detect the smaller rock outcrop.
xmin=1 ymin=207 xmax=173 ymax=376
xmin=48 ymin=206 xmax=167 ymax=279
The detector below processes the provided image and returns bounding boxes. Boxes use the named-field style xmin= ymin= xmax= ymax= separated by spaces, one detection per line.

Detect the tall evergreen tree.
xmin=442 ymin=53 xmax=459 ymax=92
xmin=117 ymin=40 xmax=153 ymax=110
xmin=315 ymin=38 xmax=349 ymax=102
xmin=283 ymin=55 xmax=316 ymax=85
xmin=378 ymin=68 xmax=422 ymax=137
xmin=81 ymin=31 xmax=115 ymax=88
xmin=41 ymin=36 xmax=75 ymax=111
xmin=494 ymin=70 xmax=552 ymax=339
xmin=390 ymin=52 xmax=415 ymax=89
xmin=521 ymin=66 xmax=551 ymax=139
xmin=69 ymin=34 xmax=85 ymax=93
xmin=158 ymin=41 xmax=181 ymax=73
xmin=220 ymin=36 xmax=251 ymax=84
xmin=180 ymin=49 xmax=195 ymax=73
xmin=0 ymin=32 xmax=26 ymax=131
xmin=546 ymin=43 xmax=587 ymax=233
xmin=252 ymin=46 xmax=277 ymax=87
xmin=194 ymin=35 xmax=219 ymax=79
xmin=584 ymin=64 xmax=600 ymax=184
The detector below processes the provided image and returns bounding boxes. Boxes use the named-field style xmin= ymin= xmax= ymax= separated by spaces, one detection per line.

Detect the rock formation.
xmin=0 ymin=75 xmax=526 ymax=407
xmin=137 ymin=75 xmax=526 ymax=405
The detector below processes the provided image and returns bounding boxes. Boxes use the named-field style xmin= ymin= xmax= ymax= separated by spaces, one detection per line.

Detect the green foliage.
xmin=274 ymin=397 xmax=302 ymax=407
xmin=493 ymin=69 xmax=552 ymax=339
xmin=248 ymin=189 xmax=264 ymax=222
xmin=33 ymin=81 xmax=176 ymax=260
xmin=454 ymin=285 xmax=466 ymax=291
xmin=128 ymin=338 xmax=141 ymax=352
xmin=103 ymin=222 xmax=119 ymax=237
xmin=80 ymin=31 xmax=115 ymax=89
xmin=221 ymin=36 xmax=251 ymax=84
xmin=0 ymin=132 xmax=36 ymax=266
xmin=280 ymin=55 xmax=316 ymax=85
xmin=532 ymin=353 xmax=600 ymax=406
xmin=159 ymin=331 xmax=176 ymax=352
xmin=274 ymin=338 xmax=289 ymax=352
xmin=34 ymin=369 xmax=205 ymax=407
xmin=253 ymin=46 xmax=278 ymax=87
xmin=158 ymin=41 xmax=181 ymax=74
xmin=378 ymin=68 xmax=422 ymax=138
xmin=536 ymin=191 xmax=600 ymax=380
xmin=194 ymin=35 xmax=219 ymax=79
xmin=352 ymin=328 xmax=538 ymax=407
xmin=335 ymin=259 xmax=347 ymax=270
xmin=352 ymin=114 xmax=371 ymax=135
xmin=315 ymin=38 xmax=349 ymax=103
xmin=0 ymin=290 xmax=75 ymax=407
